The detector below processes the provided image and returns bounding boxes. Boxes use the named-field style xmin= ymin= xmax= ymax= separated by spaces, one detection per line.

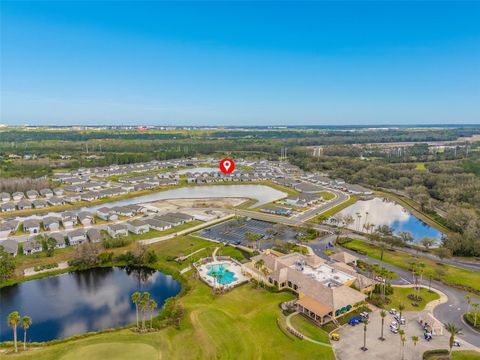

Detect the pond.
xmin=333 ymin=197 xmax=444 ymax=243
xmin=84 ymin=184 xmax=287 ymax=211
xmin=0 ymin=267 xmax=181 ymax=342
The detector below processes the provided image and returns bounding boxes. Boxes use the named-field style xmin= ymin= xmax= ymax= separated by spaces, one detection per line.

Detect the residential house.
xmin=26 ymin=190 xmax=39 ymax=200
xmin=23 ymin=219 xmax=41 ymax=235
xmin=329 ymin=251 xmax=359 ymax=266
xmin=96 ymin=207 xmax=118 ymax=221
xmin=32 ymin=199 xmax=48 ymax=208
xmin=282 ymin=193 xmax=321 ymax=208
xmin=0 ymin=192 xmax=11 ymax=202
xmin=12 ymin=192 xmax=25 ymax=201
xmin=53 ymin=188 xmax=64 ymax=196
xmin=126 ymin=220 xmax=150 ymax=234
xmin=1 ymin=239 xmax=18 ymax=256
xmin=0 ymin=220 xmax=19 ymax=238
xmin=40 ymin=188 xmax=54 ymax=198
xmin=169 ymin=212 xmax=194 ymax=222
xmin=47 ymin=197 xmax=65 ymax=206
xmin=61 ymin=211 xmax=78 ymax=228
xmin=78 ymin=211 xmax=94 ymax=226
xmin=23 ymin=239 xmax=43 ymax=255
xmin=17 ymin=199 xmax=32 ymax=210
xmin=107 ymin=223 xmax=128 ymax=238
xmin=111 ymin=206 xmax=135 ymax=217
xmin=1 ymin=203 xmax=16 ymax=212
xmin=260 ymin=205 xmax=293 ymax=216
xmin=144 ymin=218 xmax=172 ymax=231
xmin=64 ymin=194 xmax=82 ymax=203
xmin=86 ymin=228 xmax=102 ymax=243
xmin=67 ymin=229 xmax=87 ymax=245
xmin=48 ymin=232 xmax=66 ymax=249
xmin=43 ymin=216 xmax=61 ymax=231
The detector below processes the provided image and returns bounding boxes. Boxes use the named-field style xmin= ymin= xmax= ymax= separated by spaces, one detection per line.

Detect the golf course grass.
xmin=340 ymin=239 xmax=480 ymax=294
xmin=3 ymin=234 xmax=335 ymax=360
xmin=6 ymin=280 xmax=335 ymax=360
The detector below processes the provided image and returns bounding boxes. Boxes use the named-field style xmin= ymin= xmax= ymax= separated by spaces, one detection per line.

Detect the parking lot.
xmin=198 ymin=218 xmax=297 ymax=249
xmin=332 ymin=309 xmax=475 ymax=360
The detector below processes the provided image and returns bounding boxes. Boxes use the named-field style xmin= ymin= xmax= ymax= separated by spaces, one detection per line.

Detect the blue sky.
xmin=1 ymin=1 xmax=479 ymax=126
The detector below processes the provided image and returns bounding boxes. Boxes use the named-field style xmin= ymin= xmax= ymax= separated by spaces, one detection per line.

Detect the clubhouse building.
xmin=243 ymin=251 xmax=372 ymax=325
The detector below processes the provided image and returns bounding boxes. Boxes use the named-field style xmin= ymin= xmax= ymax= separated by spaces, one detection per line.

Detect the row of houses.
xmin=0 ymin=188 xmax=63 ymax=203
xmin=106 ymin=212 xmax=195 ymax=238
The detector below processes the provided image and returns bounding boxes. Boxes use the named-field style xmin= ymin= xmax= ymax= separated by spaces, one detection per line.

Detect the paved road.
xmin=309 ymin=235 xmax=480 ymax=347
xmin=294 ymin=188 xmax=349 ymax=222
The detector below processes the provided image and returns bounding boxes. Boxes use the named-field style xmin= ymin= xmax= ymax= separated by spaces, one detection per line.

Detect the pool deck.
xmin=196 ymin=258 xmax=248 ymax=289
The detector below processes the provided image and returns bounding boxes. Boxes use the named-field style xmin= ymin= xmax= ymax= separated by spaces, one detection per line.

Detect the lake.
xmin=83 ymin=184 xmax=287 ymax=211
xmin=334 ymin=197 xmax=444 ymax=243
xmin=0 ymin=267 xmax=181 ymax=342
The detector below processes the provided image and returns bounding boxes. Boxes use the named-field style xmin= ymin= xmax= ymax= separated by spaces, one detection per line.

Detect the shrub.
xmin=103 ymin=237 xmax=131 ymax=249
xmin=33 ymin=263 xmax=58 ymax=272
xmin=423 ymin=349 xmax=449 ymax=360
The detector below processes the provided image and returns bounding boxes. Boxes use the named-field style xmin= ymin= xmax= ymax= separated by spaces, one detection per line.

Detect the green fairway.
xmin=388 ymin=287 xmax=440 ymax=311
xmin=59 ymin=342 xmax=158 ymax=360
xmin=6 ymin=280 xmax=335 ymax=360
xmin=3 ymin=234 xmax=334 ymax=359
xmin=341 ymin=239 xmax=480 ymax=294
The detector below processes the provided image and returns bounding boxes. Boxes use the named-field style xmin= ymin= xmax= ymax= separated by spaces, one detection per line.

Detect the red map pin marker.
xmin=219 ymin=158 xmax=235 ymax=174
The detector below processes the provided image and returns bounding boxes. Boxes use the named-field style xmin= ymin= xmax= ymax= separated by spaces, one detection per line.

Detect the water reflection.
xmin=333 ymin=197 xmax=443 ymax=243
xmin=0 ymin=267 xmax=181 ymax=342
xmin=82 ymin=184 xmax=287 ymax=211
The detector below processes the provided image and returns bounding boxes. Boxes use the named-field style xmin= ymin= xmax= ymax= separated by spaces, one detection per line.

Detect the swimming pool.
xmin=207 ymin=263 xmax=237 ymax=285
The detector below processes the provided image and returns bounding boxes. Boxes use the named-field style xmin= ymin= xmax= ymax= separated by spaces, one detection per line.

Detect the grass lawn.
xmin=388 ymin=287 xmax=439 ymax=311
xmin=309 ymin=195 xmax=358 ymax=223
xmin=289 ymin=314 xmax=331 ymax=343
xmin=452 ymin=351 xmax=480 ymax=360
xmin=341 ymin=239 xmax=480 ymax=294
xmin=318 ymin=191 xmax=335 ymax=201
xmin=6 ymin=279 xmax=335 ymax=360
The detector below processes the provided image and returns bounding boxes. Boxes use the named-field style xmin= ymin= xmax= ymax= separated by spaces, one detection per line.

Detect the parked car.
xmin=389 ymin=309 xmax=397 ymax=315
xmin=360 ymin=312 xmax=369 ymax=319
xmin=348 ymin=316 xmax=362 ymax=326
xmin=394 ymin=315 xmax=406 ymax=324
xmin=390 ymin=324 xmax=399 ymax=334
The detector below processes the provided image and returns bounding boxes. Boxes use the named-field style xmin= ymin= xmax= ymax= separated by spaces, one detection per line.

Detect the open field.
xmin=3 ymin=277 xmax=334 ymax=360
xmin=387 ymin=287 xmax=440 ymax=311
xmin=318 ymin=191 xmax=336 ymax=201
xmin=340 ymin=239 xmax=480 ymax=294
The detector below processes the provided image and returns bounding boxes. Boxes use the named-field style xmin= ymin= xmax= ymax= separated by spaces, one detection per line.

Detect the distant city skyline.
xmin=1 ymin=1 xmax=479 ymax=126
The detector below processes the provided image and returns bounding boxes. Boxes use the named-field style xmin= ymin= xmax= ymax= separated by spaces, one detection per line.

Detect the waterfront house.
xmin=67 ymin=229 xmax=87 ymax=245
xmin=17 ymin=200 xmax=32 ymax=210
xmin=61 ymin=211 xmax=78 ymax=228
xmin=78 ymin=211 xmax=94 ymax=226
xmin=47 ymin=196 xmax=65 ymax=206
xmin=1 ymin=239 xmax=18 ymax=256
xmin=1 ymin=203 xmax=16 ymax=212
xmin=23 ymin=239 xmax=42 ymax=255
xmin=32 ymin=199 xmax=48 ymax=208
xmin=96 ymin=207 xmax=118 ymax=221
xmin=48 ymin=232 xmax=66 ymax=249
xmin=86 ymin=228 xmax=102 ymax=243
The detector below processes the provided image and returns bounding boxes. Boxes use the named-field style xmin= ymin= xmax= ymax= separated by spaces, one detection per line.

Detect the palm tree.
xmin=471 ymin=303 xmax=479 ymax=327
xmin=399 ymin=332 xmax=406 ymax=360
xmin=398 ymin=304 xmax=405 ymax=328
xmin=444 ymin=323 xmax=463 ymax=355
xmin=211 ymin=271 xmax=217 ymax=288
xmin=379 ymin=310 xmax=387 ymax=341
xmin=465 ymin=295 xmax=472 ymax=315
xmin=361 ymin=319 xmax=369 ymax=351
xmin=131 ymin=291 xmax=141 ymax=328
xmin=255 ymin=258 xmax=265 ymax=270
xmin=8 ymin=311 xmax=20 ymax=353
xmin=411 ymin=336 xmax=419 ymax=360
xmin=217 ymin=273 xmax=224 ymax=289
xmin=139 ymin=299 xmax=147 ymax=330
xmin=149 ymin=299 xmax=158 ymax=329
xmin=21 ymin=316 xmax=32 ymax=351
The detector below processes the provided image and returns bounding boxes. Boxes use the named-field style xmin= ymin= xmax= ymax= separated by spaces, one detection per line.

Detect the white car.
xmin=389 ymin=309 xmax=397 ymax=315
xmin=390 ymin=325 xmax=399 ymax=334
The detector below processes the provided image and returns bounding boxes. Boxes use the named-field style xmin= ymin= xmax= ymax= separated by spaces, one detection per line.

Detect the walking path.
xmin=212 ymin=246 xmax=220 ymax=261
xmin=285 ymin=312 xmax=332 ymax=348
